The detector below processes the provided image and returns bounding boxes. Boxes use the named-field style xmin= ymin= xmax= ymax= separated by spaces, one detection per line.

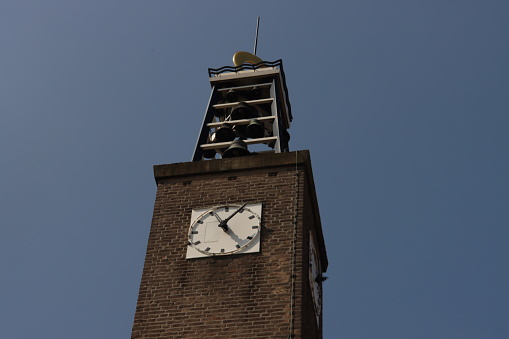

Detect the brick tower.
xmin=132 ymin=53 xmax=328 ymax=338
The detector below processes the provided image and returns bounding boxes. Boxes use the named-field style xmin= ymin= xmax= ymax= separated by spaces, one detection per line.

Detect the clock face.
xmin=185 ymin=203 xmax=262 ymax=259
xmin=309 ymin=233 xmax=322 ymax=325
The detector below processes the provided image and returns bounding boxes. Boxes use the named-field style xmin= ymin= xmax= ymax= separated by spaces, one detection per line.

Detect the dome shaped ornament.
xmin=233 ymin=51 xmax=263 ymax=67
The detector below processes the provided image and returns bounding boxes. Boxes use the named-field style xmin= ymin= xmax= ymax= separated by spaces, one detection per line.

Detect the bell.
xmin=225 ymin=89 xmax=238 ymax=102
xmin=282 ymin=129 xmax=291 ymax=142
xmin=249 ymin=86 xmax=262 ymax=100
xmin=230 ymin=102 xmax=258 ymax=121
xmin=233 ymin=124 xmax=247 ymax=138
xmin=245 ymin=119 xmax=265 ymax=139
xmin=222 ymin=140 xmax=250 ymax=158
xmin=203 ymin=148 xmax=216 ymax=159
xmin=214 ymin=123 xmax=236 ymax=142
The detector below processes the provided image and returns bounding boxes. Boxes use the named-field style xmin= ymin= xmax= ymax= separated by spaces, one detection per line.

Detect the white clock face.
xmin=185 ymin=203 xmax=262 ymax=259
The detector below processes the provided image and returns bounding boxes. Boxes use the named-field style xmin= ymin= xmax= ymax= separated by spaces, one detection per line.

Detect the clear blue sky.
xmin=1 ymin=1 xmax=508 ymax=338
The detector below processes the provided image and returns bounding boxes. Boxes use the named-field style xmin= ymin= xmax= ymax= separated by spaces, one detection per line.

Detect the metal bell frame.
xmin=192 ymin=59 xmax=292 ymax=161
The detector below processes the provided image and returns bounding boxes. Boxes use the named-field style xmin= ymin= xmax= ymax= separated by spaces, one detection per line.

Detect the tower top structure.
xmin=192 ymin=52 xmax=293 ymax=161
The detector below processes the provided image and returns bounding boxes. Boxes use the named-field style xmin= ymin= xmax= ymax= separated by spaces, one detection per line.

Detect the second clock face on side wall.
xmin=185 ymin=203 xmax=262 ymax=259
xmin=309 ymin=233 xmax=322 ymax=326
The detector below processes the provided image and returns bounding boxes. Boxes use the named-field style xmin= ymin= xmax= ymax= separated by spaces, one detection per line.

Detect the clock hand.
xmin=218 ymin=219 xmax=228 ymax=232
xmin=223 ymin=203 xmax=247 ymax=223
xmin=212 ymin=212 xmax=223 ymax=223
xmin=218 ymin=203 xmax=247 ymax=232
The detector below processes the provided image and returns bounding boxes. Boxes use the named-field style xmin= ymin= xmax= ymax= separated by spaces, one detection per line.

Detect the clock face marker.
xmin=247 ymin=236 xmax=253 ymax=240
xmin=225 ymin=207 xmax=229 ymax=212
xmin=252 ymin=226 xmax=259 ymax=229
xmin=221 ymin=249 xmax=225 ymax=253
xmin=193 ymin=241 xmax=201 ymax=245
xmin=209 ymin=212 xmax=214 ymax=215
xmin=197 ymin=220 xmax=203 ymax=224
xmin=249 ymin=215 xmax=255 ymax=219
xmin=205 ymin=247 xmax=210 ymax=252
xmin=238 ymin=208 xmax=244 ymax=213
xmin=192 ymin=231 xmax=199 ymax=234
xmin=236 ymin=244 xmax=241 ymax=249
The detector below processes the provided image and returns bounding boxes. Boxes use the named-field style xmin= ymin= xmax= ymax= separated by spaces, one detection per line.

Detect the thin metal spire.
xmin=254 ymin=17 xmax=260 ymax=55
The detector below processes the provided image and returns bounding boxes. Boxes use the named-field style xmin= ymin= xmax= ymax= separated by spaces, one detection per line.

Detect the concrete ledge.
xmin=154 ymin=150 xmax=311 ymax=180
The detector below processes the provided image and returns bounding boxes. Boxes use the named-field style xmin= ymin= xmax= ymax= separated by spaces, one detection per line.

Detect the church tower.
xmin=131 ymin=52 xmax=328 ymax=338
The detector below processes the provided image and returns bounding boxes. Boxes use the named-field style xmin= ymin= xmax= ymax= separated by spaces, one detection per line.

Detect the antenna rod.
xmin=254 ymin=17 xmax=260 ymax=55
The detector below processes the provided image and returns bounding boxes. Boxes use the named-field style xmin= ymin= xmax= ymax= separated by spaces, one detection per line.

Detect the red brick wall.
xmin=132 ymin=152 xmax=323 ymax=338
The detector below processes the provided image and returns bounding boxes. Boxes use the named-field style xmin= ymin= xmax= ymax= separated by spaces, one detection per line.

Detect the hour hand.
xmin=217 ymin=204 xmax=246 ymax=232
xmin=212 ymin=212 xmax=223 ymax=223
xmin=218 ymin=220 xmax=229 ymax=232
xmin=212 ymin=212 xmax=228 ymax=232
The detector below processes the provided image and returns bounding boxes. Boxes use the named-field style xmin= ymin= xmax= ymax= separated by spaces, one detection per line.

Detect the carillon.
xmin=192 ymin=51 xmax=293 ymax=161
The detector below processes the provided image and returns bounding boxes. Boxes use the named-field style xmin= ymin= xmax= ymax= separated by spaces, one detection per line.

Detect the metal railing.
xmin=208 ymin=59 xmax=284 ymax=77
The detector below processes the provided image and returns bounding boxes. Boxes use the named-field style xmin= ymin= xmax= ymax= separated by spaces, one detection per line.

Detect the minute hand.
xmin=218 ymin=203 xmax=247 ymax=231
